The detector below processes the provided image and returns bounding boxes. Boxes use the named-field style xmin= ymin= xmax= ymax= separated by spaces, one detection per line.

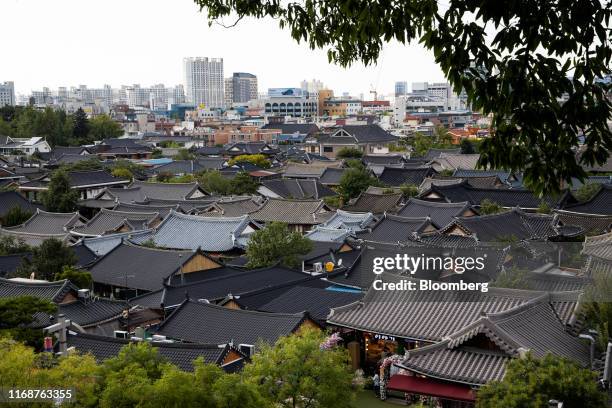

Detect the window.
xmin=323 ymin=146 xmax=333 ymax=153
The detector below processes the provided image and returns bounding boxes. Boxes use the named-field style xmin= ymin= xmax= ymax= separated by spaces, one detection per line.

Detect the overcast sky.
xmin=0 ymin=0 xmax=446 ymax=98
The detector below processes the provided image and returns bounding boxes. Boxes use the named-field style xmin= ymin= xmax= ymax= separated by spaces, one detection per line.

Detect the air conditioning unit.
xmin=78 ymin=289 xmax=91 ymax=301
xmin=239 ymin=344 xmax=255 ymax=357
xmin=114 ymin=330 xmax=129 ymax=339
xmin=151 ymin=334 xmax=167 ymax=342
xmin=313 ymin=262 xmax=323 ymax=273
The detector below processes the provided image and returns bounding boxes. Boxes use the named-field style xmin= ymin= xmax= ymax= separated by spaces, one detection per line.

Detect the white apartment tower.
xmin=0 ymin=82 xmax=16 ymax=107
xmin=183 ymin=57 xmax=224 ymax=108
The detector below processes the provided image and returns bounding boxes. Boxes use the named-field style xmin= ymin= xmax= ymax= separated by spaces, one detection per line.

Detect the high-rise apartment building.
xmin=225 ymin=72 xmax=257 ymax=107
xmin=300 ymin=79 xmax=324 ymax=94
xmin=0 ymin=82 xmax=16 ymax=107
xmin=183 ymin=57 xmax=224 ymax=108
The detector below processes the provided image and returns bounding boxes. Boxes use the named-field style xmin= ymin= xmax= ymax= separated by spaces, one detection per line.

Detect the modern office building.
xmin=183 ymin=57 xmax=224 ymax=109
xmin=225 ymin=72 xmax=258 ymax=106
xmin=263 ymin=88 xmax=318 ymax=118
xmin=394 ymin=81 xmax=407 ymax=97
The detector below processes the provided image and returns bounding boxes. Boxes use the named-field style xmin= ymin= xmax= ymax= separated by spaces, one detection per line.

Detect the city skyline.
xmin=0 ymin=0 xmax=446 ymax=98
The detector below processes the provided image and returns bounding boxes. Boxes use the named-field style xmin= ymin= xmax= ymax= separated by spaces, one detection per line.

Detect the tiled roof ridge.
xmin=121 ymin=239 xmax=195 ymax=254
xmin=163 ymin=209 xmax=250 ymax=223
xmin=554 ymin=209 xmax=612 ymax=219
xmin=406 ymin=197 xmax=471 ymax=208
xmin=5 ymin=209 xmax=81 ymax=230
xmin=68 ymin=331 xmax=230 ymax=350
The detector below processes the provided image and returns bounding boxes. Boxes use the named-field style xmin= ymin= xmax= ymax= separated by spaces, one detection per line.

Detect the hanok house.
xmin=95 ymin=180 xmax=209 ymax=203
xmin=440 ymin=208 xmax=560 ymax=242
xmin=427 ymin=153 xmax=481 ymax=172
xmin=342 ymin=191 xmax=404 ymax=215
xmin=88 ymin=242 xmax=217 ymax=298
xmin=90 ymin=138 xmax=153 ymax=160
xmin=65 ymin=332 xmax=247 ymax=372
xmin=356 ymin=214 xmax=439 ymax=243
xmin=18 ymin=170 xmax=130 ymax=202
xmin=377 ymin=167 xmax=436 ymax=187
xmin=0 ymin=191 xmax=38 ymax=221
xmin=257 ymin=178 xmax=337 ymax=200
xmin=553 ymin=209 xmax=612 ymax=236
xmin=248 ymin=198 xmax=332 ymax=233
xmin=316 ymin=124 xmax=398 ymax=159
xmin=0 ymin=209 xmax=83 ymax=246
xmin=418 ymin=180 xmax=568 ymax=211
xmin=129 ymin=211 xmax=257 ymax=254
xmin=563 ymin=183 xmax=612 ymax=215
xmin=0 ymin=277 xmax=126 ymax=335
xmin=397 ymin=198 xmax=476 ymax=228
xmin=304 ymin=210 xmax=376 ymax=243
xmin=194 ymin=197 xmax=262 ymax=218
xmin=156 ymin=299 xmax=320 ymax=352
xmin=223 ymin=141 xmax=280 ymax=157
xmin=326 ymin=273 xmax=586 ymax=406
xmin=69 ymin=209 xmax=162 ymax=238
xmin=581 ymin=231 xmax=612 ymax=277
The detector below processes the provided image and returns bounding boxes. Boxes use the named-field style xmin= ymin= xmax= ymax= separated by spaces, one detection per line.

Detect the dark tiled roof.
xmin=89 ymin=242 xmax=194 ymax=291
xmin=66 ymin=332 xmax=237 ymax=371
xmin=68 ymin=170 xmax=129 ymax=188
xmin=342 ymin=192 xmax=403 ymax=214
xmin=260 ymin=179 xmax=336 ymax=199
xmin=327 ymin=273 xmax=580 ymax=342
xmin=112 ymin=202 xmax=180 ymax=218
xmin=71 ymin=209 xmax=160 ymax=237
xmin=319 ymin=168 xmax=348 ymax=185
xmin=554 ymin=209 xmax=612 ymax=235
xmin=424 ymin=148 xmax=461 ymax=161
xmin=130 ymin=180 xmax=208 ymax=201
xmin=197 ymin=198 xmax=262 ymax=217
xmin=257 ymin=285 xmax=363 ymax=321
xmin=154 ymin=265 xmax=316 ymax=307
xmin=158 ymin=300 xmax=311 ymax=345
xmin=363 ymin=154 xmax=405 ymax=166
xmin=357 ymin=214 xmax=435 ymax=243
xmin=398 ymin=198 xmax=472 ymax=228
xmin=130 ymin=211 xmax=251 ymax=251
xmin=564 ymin=184 xmax=612 ymax=215
xmin=224 ymin=142 xmax=279 ymax=156
xmin=0 ymin=278 xmax=76 ymax=303
xmin=0 ymin=191 xmax=37 ymax=218
xmin=3 ymin=209 xmax=81 ymax=235
xmin=378 ymin=167 xmax=434 ymax=187
xmin=196 ymin=146 xmax=224 ymax=156
xmin=35 ymin=298 xmax=126 ymax=328
xmin=322 ymin=125 xmax=398 ymax=144
xmin=0 ymin=254 xmax=30 ymax=278
xmin=249 ymin=198 xmax=331 ymax=225
xmin=147 ymin=159 xmax=225 ymax=175
xmin=420 ymin=181 xmax=559 ymax=208
xmin=448 ymin=209 xmax=558 ymax=241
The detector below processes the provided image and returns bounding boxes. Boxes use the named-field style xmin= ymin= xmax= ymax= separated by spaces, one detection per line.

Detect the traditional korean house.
xmin=0 ymin=209 xmax=83 ymax=246
xmin=257 ymin=179 xmax=336 ymax=200
xmin=195 ymin=197 xmax=263 ymax=217
xmin=582 ymin=231 xmax=612 ymax=277
xmin=65 ymin=332 xmax=247 ymax=372
xmin=156 ymin=299 xmax=319 ymax=349
xmin=377 ymin=167 xmax=436 ymax=187
xmin=428 ymin=153 xmax=480 ymax=172
xmin=342 ymin=192 xmax=404 ymax=214
xmin=563 ymin=184 xmax=612 ymax=215
xmin=129 ymin=211 xmax=257 ymax=253
xmin=397 ymin=198 xmax=475 ymax=228
xmin=249 ymin=198 xmax=332 ymax=232
xmin=70 ymin=209 xmax=162 ymax=238
xmin=19 ymin=170 xmax=130 ymax=201
xmin=553 ymin=209 xmax=612 ymax=236
xmin=96 ymin=180 xmax=209 ymax=203
xmin=0 ymin=191 xmax=37 ymax=221
xmin=356 ymin=214 xmax=439 ymax=243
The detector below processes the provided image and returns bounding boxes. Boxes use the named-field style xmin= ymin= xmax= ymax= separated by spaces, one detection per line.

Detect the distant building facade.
xmin=225 ymin=72 xmax=258 ymax=106
xmin=183 ymin=57 xmax=224 ymax=109
xmin=0 ymin=82 xmax=15 ymax=107
xmin=394 ymin=81 xmax=407 ymax=97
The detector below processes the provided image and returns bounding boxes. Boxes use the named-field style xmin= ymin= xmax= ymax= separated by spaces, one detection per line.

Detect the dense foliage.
xmin=41 ymin=169 xmax=79 ymax=212
xmin=477 ymin=353 xmax=606 ymax=408
xmin=228 ymin=154 xmax=271 ymax=169
xmin=336 ymin=147 xmax=364 ymax=159
xmin=338 ymin=167 xmax=380 ymax=201
xmin=0 ymin=206 xmax=32 ymax=227
xmin=246 ymin=222 xmax=313 ymax=268
xmin=0 ymin=296 xmax=57 ymax=347
xmin=193 ymin=0 xmax=612 ymax=195
xmin=13 ymin=238 xmax=77 ymax=281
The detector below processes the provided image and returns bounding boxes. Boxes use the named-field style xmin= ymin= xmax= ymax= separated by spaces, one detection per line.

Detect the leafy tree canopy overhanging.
xmin=194 ymin=0 xmax=612 ymax=195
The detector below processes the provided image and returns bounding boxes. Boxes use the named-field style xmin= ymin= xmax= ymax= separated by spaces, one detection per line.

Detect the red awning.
xmin=387 ymin=374 xmax=476 ymax=402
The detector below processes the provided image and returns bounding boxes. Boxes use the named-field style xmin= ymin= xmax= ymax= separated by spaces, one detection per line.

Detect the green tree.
xmin=111 ymin=167 xmax=133 ymax=181
xmin=54 ymin=265 xmax=92 ymax=289
xmin=72 ymin=108 xmax=90 ymax=143
xmin=536 ymin=201 xmax=551 ymax=214
xmin=0 ymin=236 xmax=31 ymax=256
xmin=574 ymin=183 xmax=602 ymax=202
xmin=433 ymin=125 xmax=453 ymax=147
xmin=174 ymin=148 xmax=196 ymax=161
xmin=338 ymin=167 xmax=380 ymax=201
xmin=228 ymin=154 xmax=271 ymax=169
xmin=413 ymin=132 xmax=433 ymax=157
xmin=336 ymin=147 xmax=363 ymax=159
xmin=1 ymin=206 xmax=32 ymax=227
xmin=479 ymin=199 xmax=503 ymax=215
xmin=244 ymin=328 xmax=355 ymax=408
xmin=399 ymin=183 xmax=419 ymax=198
xmin=18 ymin=238 xmax=77 ymax=281
xmin=323 ymin=195 xmax=344 ymax=209
xmin=229 ymin=171 xmax=258 ymax=195
xmin=491 ymin=267 xmax=531 ymax=290
xmin=477 ymin=353 xmax=606 ymax=408
xmin=194 ymin=0 xmax=612 ymax=195
xmin=41 ymin=169 xmax=79 ymax=212
xmin=89 ymin=114 xmax=124 ymax=140
xmin=197 ymin=170 xmax=232 ymax=195
xmin=344 ymin=158 xmax=365 ymax=169
xmin=246 ymin=222 xmax=313 ymax=269
xmin=0 ymin=296 xmax=57 ymax=347
xmin=460 ymin=138 xmax=476 ymax=154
